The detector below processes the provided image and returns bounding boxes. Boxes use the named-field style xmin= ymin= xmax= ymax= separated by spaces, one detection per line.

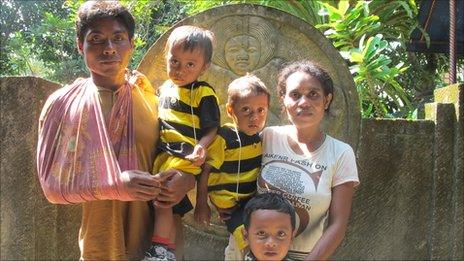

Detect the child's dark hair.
xmin=227 ymin=73 xmax=270 ymax=107
xmin=76 ymin=1 xmax=135 ymax=43
xmin=243 ymin=193 xmax=296 ymax=230
xmin=165 ymin=25 xmax=214 ymax=64
xmin=277 ymin=60 xmax=334 ymax=112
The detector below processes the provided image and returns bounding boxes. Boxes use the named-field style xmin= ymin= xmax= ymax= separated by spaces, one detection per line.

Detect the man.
xmin=36 ymin=1 xmax=195 ymax=259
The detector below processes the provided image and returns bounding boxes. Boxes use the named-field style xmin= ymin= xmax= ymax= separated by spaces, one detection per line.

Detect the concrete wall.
xmin=0 ymin=77 xmax=81 ymax=260
xmin=1 ymin=77 xmax=462 ymax=260
xmin=336 ymin=118 xmax=435 ymax=259
xmin=336 ymin=84 xmax=463 ymax=260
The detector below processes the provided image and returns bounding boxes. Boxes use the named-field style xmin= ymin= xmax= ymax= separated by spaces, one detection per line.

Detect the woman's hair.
xmin=227 ymin=74 xmax=270 ymax=106
xmin=243 ymin=193 xmax=296 ymax=230
xmin=277 ymin=60 xmax=334 ymax=112
xmin=76 ymin=1 xmax=135 ymax=43
xmin=165 ymin=25 xmax=215 ymax=64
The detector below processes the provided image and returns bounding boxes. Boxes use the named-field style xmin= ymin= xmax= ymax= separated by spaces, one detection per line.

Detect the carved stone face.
xmin=224 ymin=35 xmax=260 ymax=75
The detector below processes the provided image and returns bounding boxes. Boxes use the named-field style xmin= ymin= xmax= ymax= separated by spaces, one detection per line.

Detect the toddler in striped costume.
xmin=195 ymin=74 xmax=270 ymax=259
xmin=145 ymin=25 xmax=220 ymax=261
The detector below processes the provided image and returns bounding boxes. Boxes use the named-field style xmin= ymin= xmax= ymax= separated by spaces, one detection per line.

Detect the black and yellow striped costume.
xmin=153 ymin=80 xmax=220 ymax=175
xmin=207 ymin=122 xmax=262 ymax=250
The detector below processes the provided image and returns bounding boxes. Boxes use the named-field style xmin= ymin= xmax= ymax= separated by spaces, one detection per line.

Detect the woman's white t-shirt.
xmin=258 ymin=126 xmax=359 ymax=260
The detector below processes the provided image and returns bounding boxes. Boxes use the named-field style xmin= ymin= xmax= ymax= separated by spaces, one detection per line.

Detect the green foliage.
xmin=1 ymin=0 xmax=87 ymax=82
xmin=257 ymin=0 xmax=328 ymax=25
xmin=318 ymin=1 xmax=382 ymax=50
xmin=121 ymin=0 xmax=187 ymax=67
xmin=349 ymin=35 xmax=411 ymax=117
xmin=316 ymin=0 xmax=417 ymax=117
xmin=181 ymin=0 xmax=238 ymax=15
xmin=181 ymin=0 xmax=328 ymax=25
xmin=1 ymin=0 xmax=187 ymax=83
xmin=5 ymin=32 xmax=52 ymax=77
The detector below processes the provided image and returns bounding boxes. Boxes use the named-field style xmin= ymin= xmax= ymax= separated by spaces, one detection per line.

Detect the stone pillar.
xmin=0 ymin=77 xmax=81 ymax=260
xmin=425 ymin=83 xmax=463 ymax=259
xmin=448 ymin=84 xmax=464 ymax=260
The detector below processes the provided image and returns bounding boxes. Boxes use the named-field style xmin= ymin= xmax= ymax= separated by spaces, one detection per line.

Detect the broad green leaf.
xmin=320 ymin=2 xmax=343 ymax=20
xmin=350 ymin=52 xmax=364 ymax=63
xmin=338 ymin=0 xmax=350 ymax=16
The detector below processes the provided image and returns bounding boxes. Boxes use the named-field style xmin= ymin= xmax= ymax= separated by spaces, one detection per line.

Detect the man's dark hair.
xmin=76 ymin=1 xmax=135 ymax=42
xmin=243 ymin=193 xmax=296 ymax=230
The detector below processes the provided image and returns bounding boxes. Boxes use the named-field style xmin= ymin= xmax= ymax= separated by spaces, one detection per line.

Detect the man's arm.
xmin=37 ymin=83 xmax=164 ymax=203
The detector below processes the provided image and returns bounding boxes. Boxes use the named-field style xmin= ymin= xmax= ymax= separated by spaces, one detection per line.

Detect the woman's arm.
xmin=304 ymin=181 xmax=355 ymax=260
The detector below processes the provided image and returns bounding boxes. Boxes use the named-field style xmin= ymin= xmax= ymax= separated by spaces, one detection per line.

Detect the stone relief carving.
xmin=212 ymin=16 xmax=276 ymax=75
xmin=203 ymin=15 xmax=285 ymax=125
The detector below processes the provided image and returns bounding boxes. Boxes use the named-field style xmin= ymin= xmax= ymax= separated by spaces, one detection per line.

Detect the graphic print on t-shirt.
xmin=258 ymin=158 xmax=324 ymax=236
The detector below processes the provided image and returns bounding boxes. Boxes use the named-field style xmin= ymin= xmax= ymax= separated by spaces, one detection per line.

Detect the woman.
xmin=257 ymin=60 xmax=359 ymax=260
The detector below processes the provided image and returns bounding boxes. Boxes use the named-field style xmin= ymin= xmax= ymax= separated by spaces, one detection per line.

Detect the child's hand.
xmin=194 ymin=201 xmax=211 ymax=226
xmin=185 ymin=144 xmax=206 ymax=166
xmin=153 ymin=169 xmax=196 ymax=208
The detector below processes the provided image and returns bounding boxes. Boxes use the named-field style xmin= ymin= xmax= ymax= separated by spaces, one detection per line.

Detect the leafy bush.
xmin=0 ymin=0 xmax=187 ymax=83
xmin=316 ymin=0 xmax=416 ymax=117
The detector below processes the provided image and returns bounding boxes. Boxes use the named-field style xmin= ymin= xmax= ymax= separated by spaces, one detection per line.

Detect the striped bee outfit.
xmin=153 ymin=80 xmax=220 ymax=176
xmin=207 ymin=122 xmax=262 ymax=250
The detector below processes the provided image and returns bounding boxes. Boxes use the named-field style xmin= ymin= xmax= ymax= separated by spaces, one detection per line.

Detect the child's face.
xmin=245 ymin=209 xmax=294 ymax=261
xmin=166 ymin=43 xmax=209 ymax=86
xmin=228 ymin=93 xmax=268 ymax=136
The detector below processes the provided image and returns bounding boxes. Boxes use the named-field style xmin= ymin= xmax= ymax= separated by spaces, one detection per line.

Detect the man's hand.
xmin=120 ymin=170 xmax=164 ymax=201
xmin=153 ymin=169 xmax=195 ymax=208
xmin=194 ymin=201 xmax=211 ymax=226
xmin=185 ymin=144 xmax=206 ymax=166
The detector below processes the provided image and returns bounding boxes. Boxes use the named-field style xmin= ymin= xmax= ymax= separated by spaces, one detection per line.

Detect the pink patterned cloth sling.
xmin=37 ymin=78 xmax=138 ymax=203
